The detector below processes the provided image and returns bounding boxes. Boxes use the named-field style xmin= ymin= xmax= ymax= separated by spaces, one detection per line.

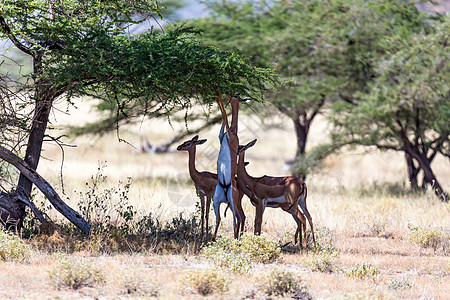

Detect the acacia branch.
xmin=308 ymin=97 xmax=325 ymax=122
xmin=0 ymin=16 xmax=34 ymax=57
xmin=15 ymin=192 xmax=57 ymax=233
xmin=338 ymin=91 xmax=357 ymax=106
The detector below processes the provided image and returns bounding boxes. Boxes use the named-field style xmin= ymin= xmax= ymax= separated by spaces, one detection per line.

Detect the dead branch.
xmin=15 ymin=192 xmax=58 ymax=234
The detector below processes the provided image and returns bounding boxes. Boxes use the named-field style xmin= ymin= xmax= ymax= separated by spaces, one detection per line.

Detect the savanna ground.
xmin=1 ymin=99 xmax=449 ymax=299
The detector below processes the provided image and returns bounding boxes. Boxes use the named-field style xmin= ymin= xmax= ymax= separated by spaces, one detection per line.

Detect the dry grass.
xmin=1 ymin=101 xmax=449 ymax=298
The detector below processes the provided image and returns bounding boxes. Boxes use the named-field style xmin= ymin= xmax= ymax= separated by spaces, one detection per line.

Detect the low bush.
xmin=49 ymin=258 xmax=105 ymax=290
xmin=239 ymin=234 xmax=281 ymax=263
xmin=408 ymin=225 xmax=449 ymax=254
xmin=203 ymin=233 xmax=281 ymax=273
xmin=257 ymin=269 xmax=311 ymax=298
xmin=387 ymin=278 xmax=412 ymax=290
xmin=76 ymin=167 xmax=136 ymax=235
xmin=183 ymin=269 xmax=229 ymax=296
xmin=345 ymin=262 xmax=380 ymax=282
xmin=303 ymin=249 xmax=338 ymax=273
xmin=202 ymin=237 xmax=252 ymax=274
xmin=357 ymin=182 xmax=416 ymax=197
xmin=0 ymin=228 xmax=33 ymax=262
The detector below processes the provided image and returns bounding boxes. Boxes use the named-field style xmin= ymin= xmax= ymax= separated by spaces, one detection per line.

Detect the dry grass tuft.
xmin=48 ymin=257 xmax=105 ymax=290
xmin=332 ymin=290 xmax=396 ymax=300
xmin=30 ymin=230 xmax=67 ymax=252
xmin=182 ymin=269 xmax=230 ymax=296
xmin=257 ymin=268 xmax=311 ymax=299
xmin=344 ymin=262 xmax=380 ymax=283
xmin=0 ymin=228 xmax=33 ymax=262
xmin=407 ymin=225 xmax=449 ymax=254
xmin=120 ymin=269 xmax=159 ymax=296
xmin=303 ymin=249 xmax=339 ymax=273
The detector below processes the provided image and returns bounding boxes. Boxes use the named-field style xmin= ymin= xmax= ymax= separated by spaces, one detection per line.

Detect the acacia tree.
xmin=0 ymin=0 xmax=275 ymax=232
xmin=190 ymin=0 xmax=431 ymax=178
xmin=331 ymin=18 xmax=449 ymax=201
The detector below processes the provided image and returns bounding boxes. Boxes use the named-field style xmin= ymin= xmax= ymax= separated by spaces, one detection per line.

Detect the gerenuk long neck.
xmin=237 ymin=151 xmax=255 ymax=187
xmin=187 ymin=147 xmax=201 ymax=183
xmin=230 ymin=98 xmax=239 ymax=134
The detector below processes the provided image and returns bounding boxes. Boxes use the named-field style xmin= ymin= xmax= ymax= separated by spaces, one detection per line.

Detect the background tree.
xmin=330 ymin=17 xmax=449 ymax=201
xmin=189 ymin=0 xmax=432 ymax=178
xmin=0 ymin=0 xmax=275 ymax=232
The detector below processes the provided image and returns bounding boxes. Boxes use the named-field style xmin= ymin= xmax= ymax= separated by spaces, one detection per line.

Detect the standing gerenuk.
xmin=212 ymin=91 xmax=244 ymax=239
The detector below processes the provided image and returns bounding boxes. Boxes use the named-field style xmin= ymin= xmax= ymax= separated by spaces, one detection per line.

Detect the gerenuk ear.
xmin=245 ymin=139 xmax=257 ymax=150
xmin=195 ymin=139 xmax=207 ymax=145
xmin=192 ymin=135 xmax=199 ymax=141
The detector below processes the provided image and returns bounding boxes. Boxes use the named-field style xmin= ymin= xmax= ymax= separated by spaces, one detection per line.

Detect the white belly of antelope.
xmin=264 ymin=195 xmax=286 ymax=207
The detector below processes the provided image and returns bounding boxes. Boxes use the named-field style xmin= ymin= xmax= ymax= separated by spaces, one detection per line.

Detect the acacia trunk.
xmin=406 ymin=147 xmax=448 ymax=202
xmin=0 ymin=192 xmax=22 ymax=231
xmin=398 ymin=120 xmax=447 ymax=201
xmin=405 ymin=152 xmax=420 ymax=189
xmin=292 ymin=115 xmax=311 ymax=181
xmin=14 ymin=90 xmax=54 ymax=229
xmin=293 ymin=118 xmax=308 ymax=158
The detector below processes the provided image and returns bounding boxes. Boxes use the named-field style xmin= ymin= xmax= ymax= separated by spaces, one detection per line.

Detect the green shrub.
xmin=203 ymin=238 xmax=252 ymax=274
xmin=77 ymin=165 xmax=136 ymax=235
xmin=183 ymin=270 xmax=230 ymax=296
xmin=408 ymin=225 xmax=449 ymax=253
xmin=49 ymin=258 xmax=105 ymax=290
xmin=162 ymin=212 xmax=201 ymax=246
xmin=257 ymin=269 xmax=310 ymax=298
xmin=22 ymin=192 xmax=53 ymax=238
xmin=0 ymin=228 xmax=33 ymax=261
xmin=239 ymin=234 xmax=281 ymax=263
xmin=303 ymin=249 xmax=338 ymax=273
xmin=203 ymin=234 xmax=281 ymax=274
xmin=345 ymin=263 xmax=380 ymax=282
xmin=357 ymin=181 xmax=413 ymax=197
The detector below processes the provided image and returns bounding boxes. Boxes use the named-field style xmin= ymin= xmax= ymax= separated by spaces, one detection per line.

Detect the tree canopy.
xmin=1 ymin=0 xmax=275 ymax=134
